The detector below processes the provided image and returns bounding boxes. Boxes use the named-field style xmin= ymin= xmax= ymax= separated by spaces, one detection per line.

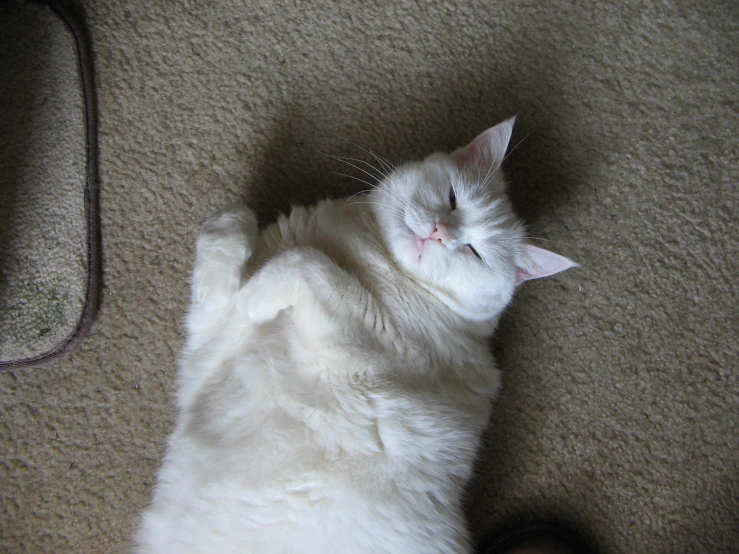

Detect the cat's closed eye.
xmin=467 ymin=244 xmax=482 ymax=260
xmin=449 ymin=186 xmax=456 ymax=210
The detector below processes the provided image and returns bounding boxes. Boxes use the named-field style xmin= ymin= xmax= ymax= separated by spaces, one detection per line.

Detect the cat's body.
xmin=135 ymin=119 xmax=576 ymax=554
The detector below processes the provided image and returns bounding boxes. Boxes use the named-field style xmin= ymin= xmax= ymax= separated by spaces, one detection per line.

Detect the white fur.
xmin=134 ymin=120 xmax=576 ymax=553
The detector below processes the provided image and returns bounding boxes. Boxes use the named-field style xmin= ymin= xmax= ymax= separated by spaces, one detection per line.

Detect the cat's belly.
xmin=137 ymin=450 xmax=471 ymax=554
xmin=138 ymin=361 xmax=483 ymax=553
xmin=137 ymin=239 xmax=494 ymax=553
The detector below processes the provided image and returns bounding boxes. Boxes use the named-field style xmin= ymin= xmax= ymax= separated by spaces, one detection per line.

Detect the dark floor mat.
xmin=0 ymin=0 xmax=100 ymax=370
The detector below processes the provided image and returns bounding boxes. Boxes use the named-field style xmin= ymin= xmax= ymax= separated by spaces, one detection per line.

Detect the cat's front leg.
xmin=238 ymin=247 xmax=381 ymax=328
xmin=237 ymin=248 xmax=307 ymax=323
xmin=191 ymin=205 xmax=258 ymax=311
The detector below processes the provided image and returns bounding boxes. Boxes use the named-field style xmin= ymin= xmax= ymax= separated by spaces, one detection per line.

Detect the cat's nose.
xmin=429 ymin=223 xmax=450 ymax=245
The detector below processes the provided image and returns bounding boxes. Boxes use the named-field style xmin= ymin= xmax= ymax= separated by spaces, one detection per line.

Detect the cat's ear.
xmin=516 ymin=243 xmax=578 ymax=283
xmin=452 ymin=116 xmax=516 ymax=170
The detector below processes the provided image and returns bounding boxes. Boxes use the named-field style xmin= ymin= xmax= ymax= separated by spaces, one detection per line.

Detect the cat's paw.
xmin=236 ymin=250 xmax=305 ymax=323
xmin=237 ymin=274 xmax=294 ymax=324
xmin=192 ymin=206 xmax=259 ymax=308
xmin=197 ymin=205 xmax=258 ymax=263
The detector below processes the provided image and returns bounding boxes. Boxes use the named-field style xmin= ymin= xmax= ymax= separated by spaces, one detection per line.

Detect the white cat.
xmin=135 ymin=118 xmax=577 ymax=554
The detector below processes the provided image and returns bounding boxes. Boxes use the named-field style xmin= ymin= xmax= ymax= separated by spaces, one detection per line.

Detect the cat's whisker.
xmin=523 ymin=235 xmax=555 ymax=244
xmin=479 ymin=154 xmax=497 ymax=189
xmin=371 ymin=179 xmax=412 ymax=208
xmin=341 ymin=189 xmax=372 ymax=210
xmin=345 ymin=188 xmax=374 ymax=199
xmin=336 ymin=169 xmax=411 ymax=214
xmin=332 ymin=174 xmax=406 ymax=216
xmin=341 ymin=189 xmax=374 ymax=209
xmin=374 ymin=183 xmax=413 ymax=214
xmin=358 ymin=131 xmax=396 ymax=176
xmin=350 ymin=200 xmax=405 ymax=218
xmin=327 ymin=154 xmax=410 ymax=212
xmin=332 ymin=171 xmax=375 ymax=188
xmin=336 ymin=135 xmax=395 ymax=175
xmin=482 ymin=134 xmax=530 ymax=186
xmin=342 ymin=151 xmax=390 ymax=179
xmin=354 ymin=201 xmax=403 ymax=217
xmin=342 ymin=155 xmax=389 ymax=180
xmin=323 ymin=153 xmax=386 ymax=182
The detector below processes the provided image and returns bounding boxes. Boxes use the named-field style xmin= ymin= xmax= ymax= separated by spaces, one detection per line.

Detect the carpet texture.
xmin=0 ymin=1 xmax=88 ymax=365
xmin=1 ymin=1 xmax=737 ymax=552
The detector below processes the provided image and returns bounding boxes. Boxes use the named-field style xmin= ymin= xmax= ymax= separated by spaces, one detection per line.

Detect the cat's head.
xmin=370 ymin=117 xmax=577 ymax=322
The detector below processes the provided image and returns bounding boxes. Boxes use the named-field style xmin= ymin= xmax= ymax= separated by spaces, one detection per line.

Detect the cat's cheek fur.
xmin=386 ymin=230 xmax=514 ymax=321
xmin=432 ymin=265 xmax=513 ymax=322
xmin=383 ymin=219 xmax=419 ymax=269
xmin=400 ymin=233 xmax=424 ymax=263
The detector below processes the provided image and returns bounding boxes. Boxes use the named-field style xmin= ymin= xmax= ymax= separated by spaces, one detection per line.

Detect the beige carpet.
xmin=1 ymin=1 xmax=737 ymax=552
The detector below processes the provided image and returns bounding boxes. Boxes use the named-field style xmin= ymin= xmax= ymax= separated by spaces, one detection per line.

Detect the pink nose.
xmin=429 ymin=223 xmax=450 ymax=245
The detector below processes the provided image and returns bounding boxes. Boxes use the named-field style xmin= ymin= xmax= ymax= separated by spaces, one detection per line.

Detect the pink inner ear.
xmin=452 ymin=117 xmax=516 ymax=171
xmin=517 ymin=244 xmax=578 ymax=283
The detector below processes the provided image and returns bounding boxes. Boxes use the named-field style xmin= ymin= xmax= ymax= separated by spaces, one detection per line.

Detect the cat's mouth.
xmin=407 ymin=227 xmax=443 ymax=261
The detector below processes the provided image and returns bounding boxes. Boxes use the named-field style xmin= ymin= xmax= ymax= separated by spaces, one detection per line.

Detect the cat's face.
xmin=370 ymin=118 xmax=576 ymax=321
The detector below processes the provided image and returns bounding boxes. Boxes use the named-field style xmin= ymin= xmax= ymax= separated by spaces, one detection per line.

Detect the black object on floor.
xmin=478 ymin=521 xmax=594 ymax=554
